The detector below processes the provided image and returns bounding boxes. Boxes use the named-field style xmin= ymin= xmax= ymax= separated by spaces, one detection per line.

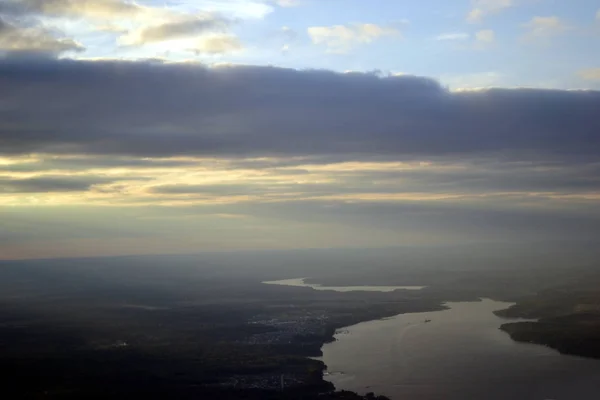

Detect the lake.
xmin=319 ymin=299 xmax=600 ymax=400
xmin=262 ymin=278 xmax=425 ymax=292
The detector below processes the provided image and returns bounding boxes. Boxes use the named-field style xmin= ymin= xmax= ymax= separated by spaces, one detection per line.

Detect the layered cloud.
xmin=2 ymin=151 xmax=600 ymax=258
xmin=1 ymin=59 xmax=599 ymax=208
xmin=1 ymin=58 xmax=600 ymax=257
xmin=0 ymin=176 xmax=118 ymax=193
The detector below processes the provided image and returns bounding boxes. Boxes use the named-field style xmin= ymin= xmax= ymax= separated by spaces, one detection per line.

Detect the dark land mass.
xmin=0 ymin=256 xmax=441 ymax=399
xmin=495 ymin=276 xmax=600 ymax=359
xmin=1 ymin=248 xmax=600 ymax=398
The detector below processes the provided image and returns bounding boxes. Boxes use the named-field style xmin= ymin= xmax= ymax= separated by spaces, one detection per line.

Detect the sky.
xmin=1 ymin=0 xmax=600 ymax=260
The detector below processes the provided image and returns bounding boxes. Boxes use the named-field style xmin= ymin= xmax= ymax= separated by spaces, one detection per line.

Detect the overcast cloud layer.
xmin=2 ymin=58 xmax=599 ymax=158
xmin=1 ymin=58 xmax=600 ymax=259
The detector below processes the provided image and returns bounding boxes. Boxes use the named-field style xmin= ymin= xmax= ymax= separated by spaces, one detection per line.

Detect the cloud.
xmin=2 ymin=0 xmax=145 ymax=20
xmin=0 ymin=17 xmax=84 ymax=54
xmin=280 ymin=26 xmax=297 ymax=40
xmin=120 ymin=15 xmax=231 ymax=46
xmin=308 ymin=23 xmax=400 ymax=53
xmin=277 ymin=26 xmax=297 ymax=54
xmin=143 ymin=161 xmax=600 ymax=199
xmin=466 ymin=9 xmax=484 ymax=23
xmin=474 ymin=29 xmax=495 ymax=48
xmin=1 ymin=0 xmax=247 ymax=56
xmin=3 ymin=152 xmax=600 ymax=257
xmin=467 ymin=0 xmax=514 ymax=23
xmin=270 ymin=0 xmax=301 ymax=7
xmin=0 ymin=59 xmax=599 ymax=163
xmin=578 ymin=68 xmax=600 ymax=81
xmin=190 ymin=35 xmax=243 ymax=55
xmin=1 ymin=7 xmax=597 ymax=257
xmin=150 ymin=183 xmax=263 ymax=196
xmin=435 ymin=31 xmax=493 ymax=50
xmin=0 ymin=58 xmax=598 ymax=244
xmin=0 ymin=0 xmax=150 ymax=56
xmin=522 ymin=16 xmax=569 ymax=39
xmin=0 ymin=155 xmax=203 ymax=173
xmin=94 ymin=23 xmax=129 ymax=34
xmin=475 ymin=29 xmax=495 ymax=43
xmin=2 ymin=153 xmax=600 ymax=218
xmin=0 ymin=176 xmax=113 ymax=193
xmin=435 ymin=33 xmax=470 ymax=41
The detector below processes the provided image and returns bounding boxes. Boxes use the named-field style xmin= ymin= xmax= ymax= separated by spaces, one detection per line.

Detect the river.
xmin=319 ymin=299 xmax=600 ymax=400
xmin=262 ymin=278 xmax=425 ymax=292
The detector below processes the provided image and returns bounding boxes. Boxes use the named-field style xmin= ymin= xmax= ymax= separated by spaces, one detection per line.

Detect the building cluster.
xmin=241 ymin=311 xmax=330 ymax=345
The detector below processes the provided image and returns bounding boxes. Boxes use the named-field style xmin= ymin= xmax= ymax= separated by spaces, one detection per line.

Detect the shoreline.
xmin=263 ymin=278 xmax=426 ymax=292
xmin=314 ymin=299 xmax=527 ymax=397
xmin=309 ymin=301 xmax=450 ymax=393
xmin=499 ymin=321 xmax=600 ymax=360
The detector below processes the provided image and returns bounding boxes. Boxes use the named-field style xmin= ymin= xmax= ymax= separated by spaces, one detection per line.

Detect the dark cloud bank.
xmin=0 ymin=176 xmax=130 ymax=193
xmin=1 ymin=58 xmax=599 ymax=160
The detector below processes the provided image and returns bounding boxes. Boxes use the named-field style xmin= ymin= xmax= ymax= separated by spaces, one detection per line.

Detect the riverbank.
xmin=317 ymin=299 xmax=600 ymax=400
xmin=494 ymin=285 xmax=600 ymax=360
xmin=263 ymin=278 xmax=425 ymax=292
xmin=499 ymin=317 xmax=600 ymax=359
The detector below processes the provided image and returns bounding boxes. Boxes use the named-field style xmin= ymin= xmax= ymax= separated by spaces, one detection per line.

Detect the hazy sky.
xmin=1 ymin=1 xmax=600 ymax=259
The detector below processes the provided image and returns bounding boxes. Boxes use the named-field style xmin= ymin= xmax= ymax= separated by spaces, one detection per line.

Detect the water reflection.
xmin=320 ymin=299 xmax=600 ymax=400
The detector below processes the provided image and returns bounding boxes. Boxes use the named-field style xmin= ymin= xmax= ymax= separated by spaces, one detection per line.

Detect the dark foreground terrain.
xmin=0 ymin=254 xmax=443 ymax=399
xmin=1 ymin=249 xmax=599 ymax=399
